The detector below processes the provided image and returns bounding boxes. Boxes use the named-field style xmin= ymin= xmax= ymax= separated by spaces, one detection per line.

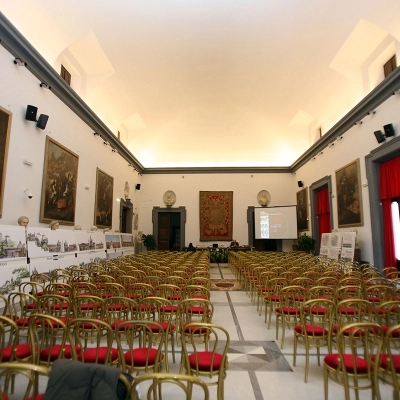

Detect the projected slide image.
xmin=259 ymin=211 xmax=288 ymax=238
xmin=260 ymin=215 xmax=270 ymax=238
xmin=254 ymin=206 xmax=298 ymax=239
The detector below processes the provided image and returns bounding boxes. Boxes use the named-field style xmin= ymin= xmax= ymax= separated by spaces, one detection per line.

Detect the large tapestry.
xmin=199 ymin=191 xmax=233 ymax=241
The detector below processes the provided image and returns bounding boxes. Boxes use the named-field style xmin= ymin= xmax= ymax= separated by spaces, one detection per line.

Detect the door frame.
xmin=119 ymin=198 xmax=133 ymax=233
xmin=366 ymin=135 xmax=400 ymax=270
xmin=310 ymin=176 xmax=333 ymax=255
xmin=152 ymin=206 xmax=186 ymax=250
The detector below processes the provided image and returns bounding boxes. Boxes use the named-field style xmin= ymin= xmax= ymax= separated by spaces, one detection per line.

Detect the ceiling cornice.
xmin=144 ymin=166 xmax=292 ymax=174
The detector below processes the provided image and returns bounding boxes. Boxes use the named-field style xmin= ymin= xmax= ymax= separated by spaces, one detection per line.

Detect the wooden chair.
xmin=28 ymin=313 xmax=79 ymax=367
xmin=275 ymin=285 xmax=307 ymax=349
xmin=181 ymin=323 xmax=230 ymax=400
xmin=130 ymin=372 xmax=209 ymax=400
xmin=293 ymin=298 xmax=334 ymax=382
xmin=70 ymin=318 xmax=119 ymax=366
xmin=0 ymin=362 xmax=49 ymax=400
xmin=323 ymin=322 xmax=383 ymax=400
xmin=115 ymin=320 xmax=165 ymax=375
xmin=136 ymin=296 xmax=176 ymax=371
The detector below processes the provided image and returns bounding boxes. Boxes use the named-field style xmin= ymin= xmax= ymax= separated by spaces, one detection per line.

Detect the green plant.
xmin=297 ymin=233 xmax=316 ymax=253
xmin=142 ymin=233 xmax=156 ymax=251
xmin=209 ymin=248 xmax=228 ymax=264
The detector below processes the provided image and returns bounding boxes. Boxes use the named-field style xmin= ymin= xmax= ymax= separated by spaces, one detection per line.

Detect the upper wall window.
xmin=384 ymin=55 xmax=397 ymax=78
xmin=60 ymin=65 xmax=71 ymax=86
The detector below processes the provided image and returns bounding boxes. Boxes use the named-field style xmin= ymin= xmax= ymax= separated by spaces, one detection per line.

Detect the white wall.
xmin=138 ymin=172 xmax=297 ymax=251
xmin=2 ymin=42 xmax=399 ymax=265
xmin=293 ymin=94 xmax=400 ymax=264
xmin=0 ymin=45 xmax=142 ymax=231
xmin=138 ymin=94 xmax=400 ymax=264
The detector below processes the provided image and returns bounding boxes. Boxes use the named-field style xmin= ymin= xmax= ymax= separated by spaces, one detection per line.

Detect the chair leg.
xmin=323 ymin=367 xmax=329 ymax=400
xmin=304 ymin=344 xmax=309 ymax=383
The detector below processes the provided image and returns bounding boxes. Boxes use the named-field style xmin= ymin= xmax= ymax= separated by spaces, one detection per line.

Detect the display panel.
xmin=254 ymin=206 xmax=298 ymax=239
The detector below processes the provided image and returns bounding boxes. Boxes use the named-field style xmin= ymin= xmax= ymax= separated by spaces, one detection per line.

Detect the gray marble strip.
xmin=226 ymin=292 xmax=244 ymax=341
xmin=249 ymin=371 xmax=264 ymax=400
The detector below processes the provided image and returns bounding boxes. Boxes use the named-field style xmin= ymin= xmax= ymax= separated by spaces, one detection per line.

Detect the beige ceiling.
xmin=2 ymin=0 xmax=400 ymax=168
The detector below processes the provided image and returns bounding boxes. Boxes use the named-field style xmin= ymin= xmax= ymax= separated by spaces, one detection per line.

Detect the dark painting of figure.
xmin=94 ymin=168 xmax=114 ymax=229
xmin=40 ymin=136 xmax=79 ymax=225
xmin=296 ymin=187 xmax=308 ymax=231
xmin=336 ymin=159 xmax=363 ymax=227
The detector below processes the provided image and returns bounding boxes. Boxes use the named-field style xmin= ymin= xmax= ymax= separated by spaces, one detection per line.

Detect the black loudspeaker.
xmin=36 ymin=114 xmax=49 ymax=130
xmin=297 ymin=181 xmax=304 ymax=188
xmin=374 ymin=130 xmax=386 ymax=143
xmin=25 ymin=105 xmax=37 ymax=121
xmin=135 ymin=184 xmax=141 ymax=190
xmin=383 ymin=123 xmax=395 ymax=137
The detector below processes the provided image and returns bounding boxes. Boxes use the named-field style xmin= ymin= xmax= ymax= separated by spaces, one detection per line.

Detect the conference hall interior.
xmin=0 ymin=1 xmax=400 ymax=399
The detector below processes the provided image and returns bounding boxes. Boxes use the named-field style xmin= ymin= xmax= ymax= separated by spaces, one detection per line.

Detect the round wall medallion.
xmin=257 ymin=190 xmax=271 ymax=207
xmin=163 ymin=190 xmax=176 ymax=207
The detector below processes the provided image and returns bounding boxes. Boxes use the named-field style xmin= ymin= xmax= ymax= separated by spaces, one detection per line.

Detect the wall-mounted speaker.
xmin=36 ymin=114 xmax=49 ymax=130
xmin=383 ymin=123 xmax=395 ymax=137
xmin=135 ymin=184 xmax=141 ymax=190
xmin=25 ymin=105 xmax=37 ymax=121
xmin=374 ymin=130 xmax=386 ymax=143
xmin=297 ymin=181 xmax=304 ymax=188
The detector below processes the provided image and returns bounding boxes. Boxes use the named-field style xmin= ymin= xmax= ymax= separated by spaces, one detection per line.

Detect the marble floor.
xmin=5 ymin=264 xmax=395 ymax=399
xmin=203 ymin=264 xmax=393 ymax=400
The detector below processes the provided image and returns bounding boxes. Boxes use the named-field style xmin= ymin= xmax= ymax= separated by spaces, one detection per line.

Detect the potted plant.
xmin=297 ymin=233 xmax=316 ymax=253
xmin=141 ymin=233 xmax=156 ymax=251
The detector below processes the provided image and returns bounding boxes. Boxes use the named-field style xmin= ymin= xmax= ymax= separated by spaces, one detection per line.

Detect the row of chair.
xmin=0 ymin=362 xmax=212 ymax=400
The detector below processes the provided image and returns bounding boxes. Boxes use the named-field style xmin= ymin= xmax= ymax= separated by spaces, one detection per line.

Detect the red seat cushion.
xmin=275 ymin=306 xmax=299 ymax=315
xmin=148 ymin=321 xmax=175 ymax=332
xmin=338 ymin=307 xmax=357 ymax=315
xmin=372 ymin=354 xmax=400 ymax=373
xmin=161 ymin=305 xmax=179 ymax=312
xmin=124 ymin=348 xmax=161 ymax=366
xmin=40 ymin=344 xmax=81 ymax=361
xmin=182 ymin=323 xmax=208 ymax=334
xmin=303 ymin=306 xmax=327 ymax=315
xmin=294 ymin=325 xmax=328 ymax=336
xmin=111 ymin=320 xmax=134 ymax=330
xmin=186 ymin=306 xmax=207 ymax=314
xmin=1 ymin=344 xmax=32 ymax=361
xmin=188 ymin=351 xmax=223 ymax=371
xmin=106 ymin=303 xmax=123 ymax=311
xmin=332 ymin=325 xmax=365 ymax=336
xmin=324 ymin=353 xmax=371 ymax=373
xmin=78 ymin=347 xmax=119 ymax=363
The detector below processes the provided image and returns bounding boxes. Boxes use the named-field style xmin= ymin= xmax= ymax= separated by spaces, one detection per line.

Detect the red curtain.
xmin=316 ymin=188 xmax=331 ymax=244
xmin=380 ymin=156 xmax=400 ymax=268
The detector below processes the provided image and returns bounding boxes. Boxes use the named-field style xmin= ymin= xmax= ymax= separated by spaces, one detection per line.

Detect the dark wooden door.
xmin=158 ymin=212 xmax=170 ymax=250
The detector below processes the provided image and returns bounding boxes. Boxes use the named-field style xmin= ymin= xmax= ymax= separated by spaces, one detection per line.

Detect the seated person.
xmin=187 ymin=243 xmax=196 ymax=252
xmin=230 ymin=239 xmax=239 ymax=247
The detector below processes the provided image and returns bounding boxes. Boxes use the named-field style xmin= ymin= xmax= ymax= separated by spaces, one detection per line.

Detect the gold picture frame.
xmin=40 ymin=136 xmax=79 ymax=225
xmin=335 ymin=158 xmax=363 ymax=228
xmin=94 ymin=168 xmax=114 ymax=229
xmin=0 ymin=106 xmax=12 ymax=218
xmin=296 ymin=187 xmax=308 ymax=231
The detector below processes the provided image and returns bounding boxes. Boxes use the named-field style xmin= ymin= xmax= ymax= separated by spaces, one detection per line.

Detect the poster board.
xmin=340 ymin=232 xmax=356 ymax=261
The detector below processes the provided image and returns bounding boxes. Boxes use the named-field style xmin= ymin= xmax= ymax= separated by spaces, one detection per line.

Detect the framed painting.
xmin=40 ymin=136 xmax=79 ymax=225
xmin=94 ymin=168 xmax=114 ymax=229
xmin=335 ymin=158 xmax=363 ymax=228
xmin=296 ymin=187 xmax=308 ymax=231
xmin=199 ymin=191 xmax=233 ymax=241
xmin=0 ymin=106 xmax=11 ymax=219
